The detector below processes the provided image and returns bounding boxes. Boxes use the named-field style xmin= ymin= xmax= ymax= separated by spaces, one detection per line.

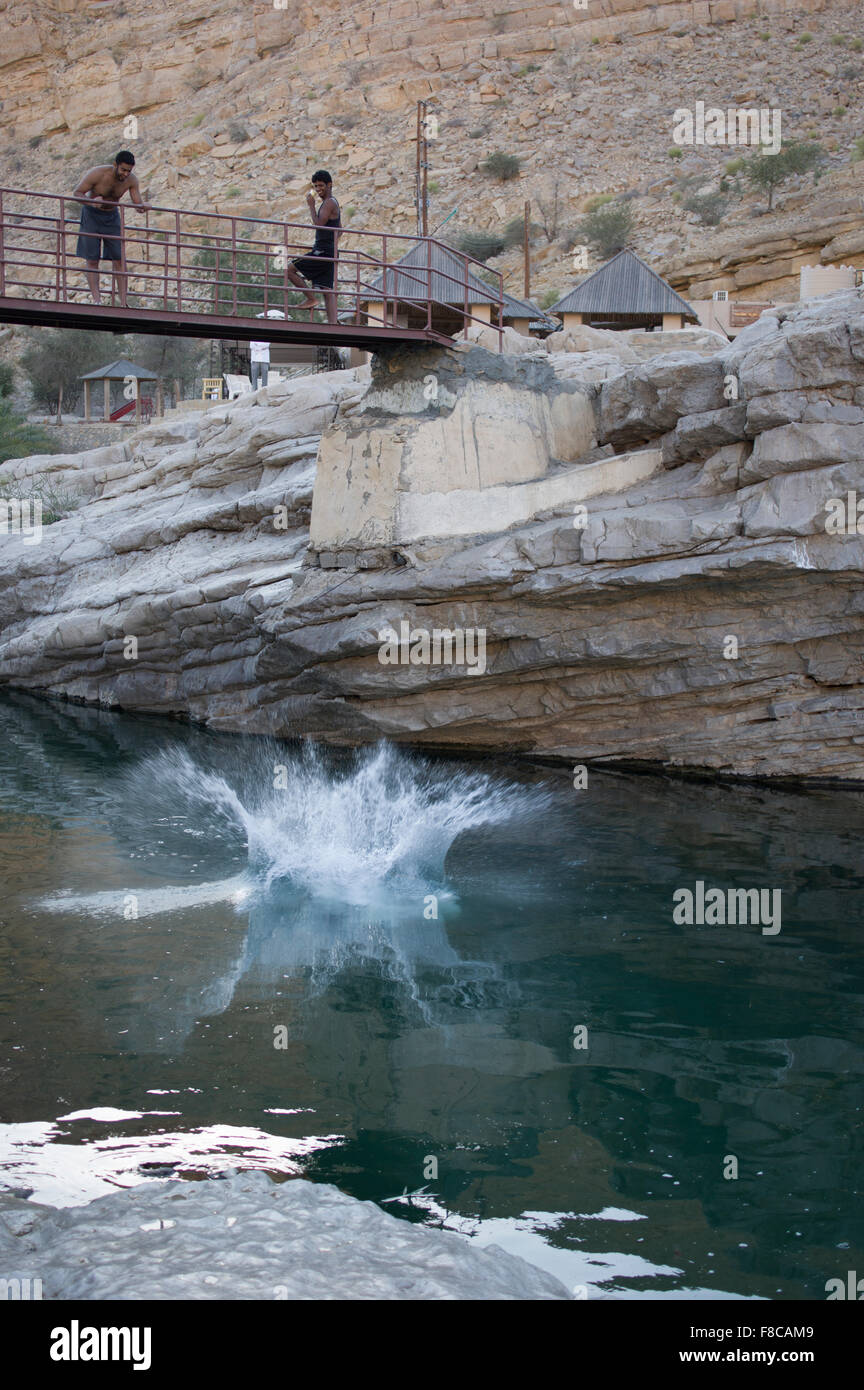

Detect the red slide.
xmin=108 ymin=396 xmax=153 ymax=423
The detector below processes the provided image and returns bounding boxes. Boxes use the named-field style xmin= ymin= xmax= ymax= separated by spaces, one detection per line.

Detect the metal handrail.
xmin=0 ymin=185 xmax=504 ymax=347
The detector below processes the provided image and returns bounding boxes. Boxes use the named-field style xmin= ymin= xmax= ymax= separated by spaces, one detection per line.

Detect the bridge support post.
xmin=84 ymin=379 xmax=91 ymax=423
xmin=310 ymin=343 xmax=597 ymax=563
xmin=135 ymin=377 xmax=141 ymax=425
xmin=103 ymin=378 xmax=111 ymax=423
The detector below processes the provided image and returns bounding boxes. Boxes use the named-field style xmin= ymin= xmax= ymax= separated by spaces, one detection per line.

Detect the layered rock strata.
xmin=1 ymin=291 xmax=863 ymax=781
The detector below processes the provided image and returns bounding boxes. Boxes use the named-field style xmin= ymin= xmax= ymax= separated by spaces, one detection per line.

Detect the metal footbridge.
xmin=0 ymin=187 xmax=503 ymax=351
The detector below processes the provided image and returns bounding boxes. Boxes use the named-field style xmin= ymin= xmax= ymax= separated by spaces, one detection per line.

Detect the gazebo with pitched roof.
xmin=80 ymin=357 xmax=159 ymax=423
xmin=360 ymin=241 xmax=553 ymax=338
xmin=548 ymin=250 xmax=698 ymax=333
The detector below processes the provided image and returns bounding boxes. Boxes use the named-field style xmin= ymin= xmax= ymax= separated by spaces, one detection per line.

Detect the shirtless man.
xmin=285 ymin=170 xmax=341 ymax=325
xmin=72 ymin=151 xmax=150 ymax=306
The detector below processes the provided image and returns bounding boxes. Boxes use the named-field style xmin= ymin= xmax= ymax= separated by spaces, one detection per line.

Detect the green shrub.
xmin=481 ymin=151 xmax=521 ymax=181
xmin=795 ymin=31 xmax=814 ymax=47
xmin=502 ymin=217 xmax=533 ymax=248
xmin=576 ymin=198 xmax=634 ymax=258
xmin=851 ymin=137 xmax=864 ymax=162
xmin=456 ymin=230 xmax=506 ymax=262
xmin=0 ymin=471 xmax=81 ymax=522
xmin=585 ymin=194 xmax=614 ymax=211
xmin=668 ymin=146 xmax=683 ymax=159
xmin=539 ymin=288 xmax=560 ymax=310
xmin=851 ymin=37 xmax=863 ymax=51
xmin=0 ymin=384 xmax=55 ymax=467
xmin=683 ymin=192 xmax=728 ymax=225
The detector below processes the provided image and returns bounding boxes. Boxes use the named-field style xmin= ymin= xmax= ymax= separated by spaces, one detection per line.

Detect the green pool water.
xmin=0 ymin=690 xmax=861 ymax=1300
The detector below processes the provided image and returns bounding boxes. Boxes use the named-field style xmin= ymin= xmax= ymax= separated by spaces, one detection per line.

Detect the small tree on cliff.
xmin=744 ymin=141 xmax=825 ymax=210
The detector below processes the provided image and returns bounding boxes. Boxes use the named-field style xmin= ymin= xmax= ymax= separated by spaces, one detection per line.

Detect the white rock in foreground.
xmin=0 ymin=1171 xmax=571 ymax=1301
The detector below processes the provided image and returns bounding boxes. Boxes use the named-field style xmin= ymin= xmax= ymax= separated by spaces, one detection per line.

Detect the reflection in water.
xmin=0 ymin=691 xmax=863 ymax=1300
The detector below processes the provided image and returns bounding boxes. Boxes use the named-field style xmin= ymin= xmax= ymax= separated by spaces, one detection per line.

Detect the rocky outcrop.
xmin=1 ymin=290 xmax=863 ymax=783
xmin=0 ymin=1169 xmax=571 ymax=1300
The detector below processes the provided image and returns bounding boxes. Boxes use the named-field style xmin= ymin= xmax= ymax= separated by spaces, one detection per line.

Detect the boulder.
xmin=740 ymin=422 xmax=864 ymax=485
xmin=661 ymin=404 xmax=749 ymax=467
xmin=598 ymin=353 xmax=727 ymax=449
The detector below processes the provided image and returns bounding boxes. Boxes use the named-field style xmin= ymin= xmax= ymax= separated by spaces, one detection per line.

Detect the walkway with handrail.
xmin=0 ymin=188 xmax=503 ymax=351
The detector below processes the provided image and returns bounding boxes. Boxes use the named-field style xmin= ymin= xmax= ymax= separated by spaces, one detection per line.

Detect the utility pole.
xmin=523 ymin=200 xmax=531 ymax=299
xmin=415 ymin=100 xmax=429 ymax=236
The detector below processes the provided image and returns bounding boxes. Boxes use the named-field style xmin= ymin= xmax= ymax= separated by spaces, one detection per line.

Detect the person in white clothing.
xmin=250 ymin=310 xmax=285 ymax=390
xmin=249 ymin=339 xmax=269 ymax=389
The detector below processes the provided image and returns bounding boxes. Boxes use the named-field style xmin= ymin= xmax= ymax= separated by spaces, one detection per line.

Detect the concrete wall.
xmin=396 ymin=446 xmax=663 ymax=542
xmin=310 ymin=343 xmax=632 ymax=554
xmin=799 ymin=264 xmax=857 ymax=299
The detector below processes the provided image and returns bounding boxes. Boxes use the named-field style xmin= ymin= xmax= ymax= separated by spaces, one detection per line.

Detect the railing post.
xmin=231 ymin=218 xmax=237 ymax=316
xmin=426 ymin=233 xmax=432 ymax=332
xmin=381 ymin=233 xmax=388 ymax=326
xmin=175 ymin=210 xmax=182 ymax=310
xmin=54 ymin=212 xmax=61 ymax=299
xmin=119 ymin=203 xmax=126 ymax=307
xmin=60 ymin=195 xmax=68 ymax=302
xmin=263 ymin=228 xmax=268 ymax=316
xmin=283 ymin=225 xmax=290 ymax=317
xmin=0 ymin=190 xmax=5 ymax=297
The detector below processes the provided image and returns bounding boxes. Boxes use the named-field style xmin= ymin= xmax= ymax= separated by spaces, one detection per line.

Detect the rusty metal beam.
xmin=0 ymin=296 xmax=454 ymax=350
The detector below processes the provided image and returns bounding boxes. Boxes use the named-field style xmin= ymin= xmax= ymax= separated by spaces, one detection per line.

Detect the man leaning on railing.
xmin=71 ymin=150 xmax=151 ymax=307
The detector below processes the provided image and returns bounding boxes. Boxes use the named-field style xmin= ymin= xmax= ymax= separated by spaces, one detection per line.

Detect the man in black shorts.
xmin=285 ymin=170 xmax=341 ymax=324
xmin=72 ymin=151 xmax=150 ymax=305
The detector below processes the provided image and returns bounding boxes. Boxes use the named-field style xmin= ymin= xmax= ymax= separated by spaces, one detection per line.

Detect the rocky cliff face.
xmin=1 ymin=289 xmax=863 ymax=782
xmin=0 ymin=0 xmax=861 ymax=304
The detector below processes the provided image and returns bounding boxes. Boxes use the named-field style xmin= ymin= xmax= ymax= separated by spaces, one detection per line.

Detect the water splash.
xmin=124 ymin=740 xmax=544 ymax=905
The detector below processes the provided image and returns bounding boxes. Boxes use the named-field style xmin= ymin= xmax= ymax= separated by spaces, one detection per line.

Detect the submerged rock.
xmin=0 ymin=1171 xmax=571 ymax=1301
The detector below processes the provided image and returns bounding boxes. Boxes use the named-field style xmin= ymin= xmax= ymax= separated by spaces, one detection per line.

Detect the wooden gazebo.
xmin=548 ymin=250 xmax=698 ymax=333
xmin=80 ymin=358 xmax=159 ymax=424
xmin=361 ymin=242 xmax=553 ymax=338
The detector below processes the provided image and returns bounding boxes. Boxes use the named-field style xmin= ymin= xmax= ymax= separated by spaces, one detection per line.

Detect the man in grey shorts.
xmin=72 ymin=150 xmax=150 ymax=305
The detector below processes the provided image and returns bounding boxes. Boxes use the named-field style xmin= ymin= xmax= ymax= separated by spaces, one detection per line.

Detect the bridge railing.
xmin=0 ymin=188 xmax=503 ymax=347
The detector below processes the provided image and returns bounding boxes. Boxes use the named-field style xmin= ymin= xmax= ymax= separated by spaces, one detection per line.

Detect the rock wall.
xmin=1 ymin=290 xmax=863 ymax=782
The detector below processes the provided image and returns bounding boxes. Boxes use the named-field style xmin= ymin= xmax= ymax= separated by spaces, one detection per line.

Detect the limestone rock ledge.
xmin=1 ymin=292 xmax=864 ymax=783
xmin=0 ymin=1170 xmax=571 ymax=1300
